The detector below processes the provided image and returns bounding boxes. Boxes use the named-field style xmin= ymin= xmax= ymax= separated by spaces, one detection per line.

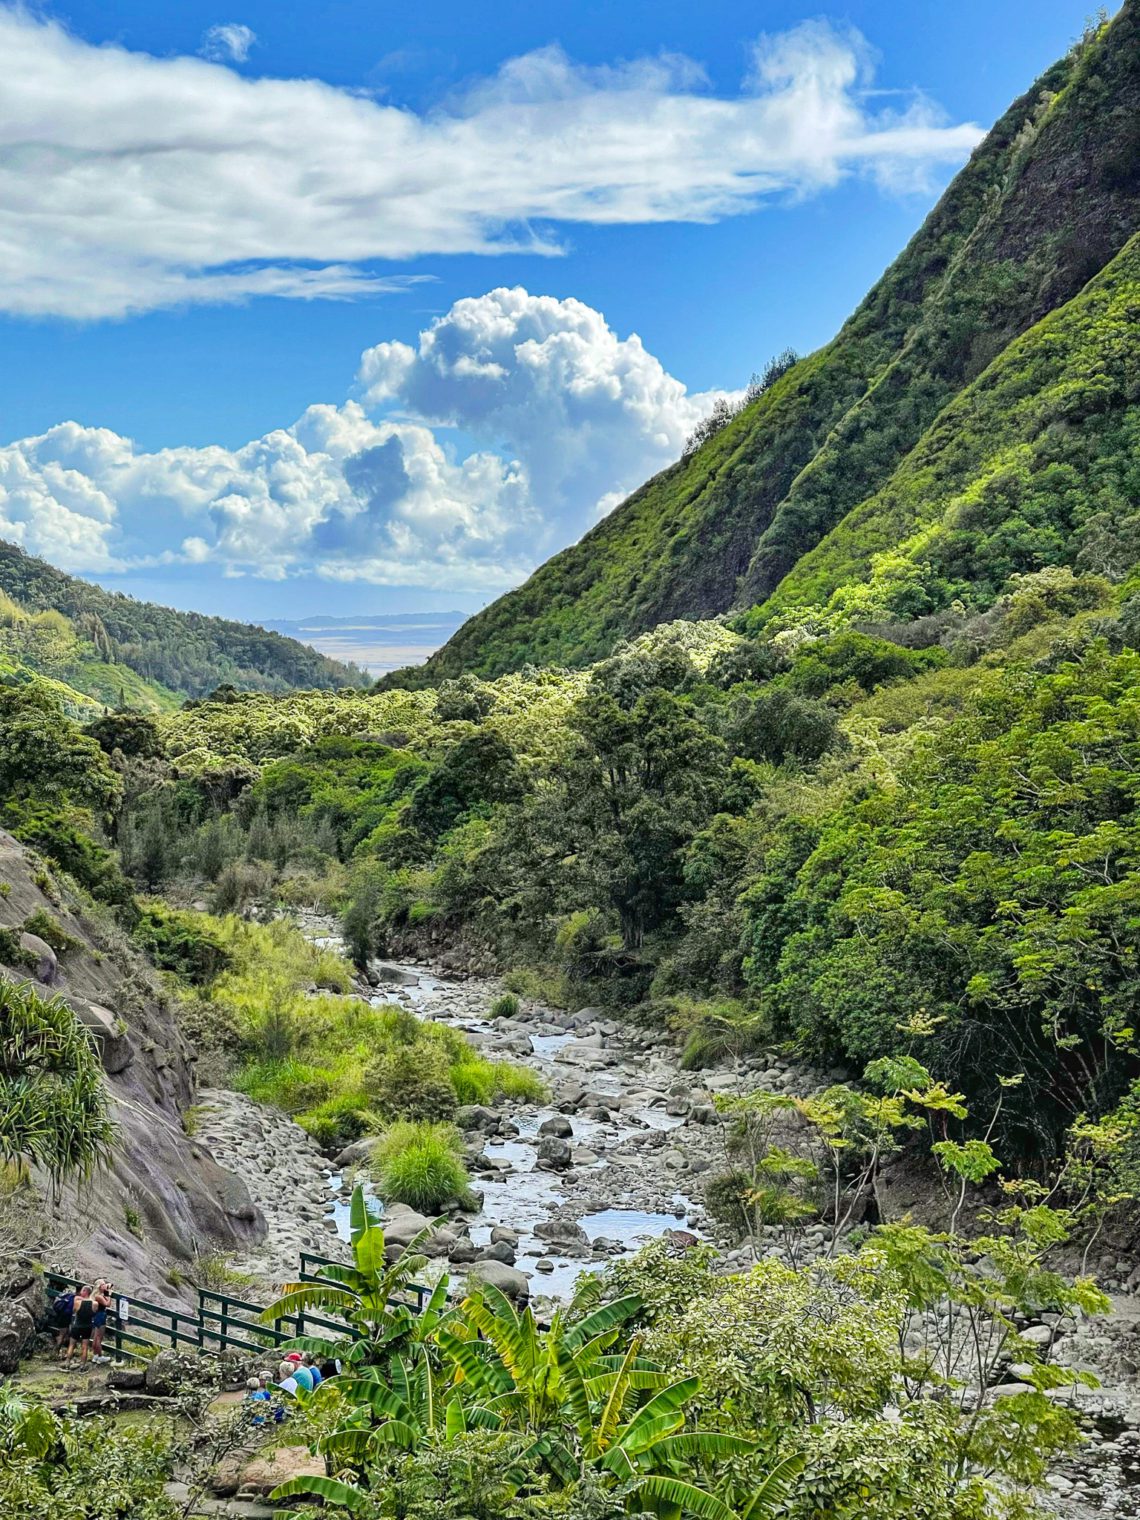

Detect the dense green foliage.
xmin=415 ymin=4 xmax=1139 ymax=681
xmin=255 ymin=1105 xmax=1106 ymax=1520
xmin=0 ymin=539 xmax=365 ymax=698
xmin=0 ymin=978 xmax=114 ymax=1184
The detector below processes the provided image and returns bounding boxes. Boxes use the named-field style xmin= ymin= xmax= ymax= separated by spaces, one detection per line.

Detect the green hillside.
xmin=0 ymin=539 xmax=366 ymax=700
xmin=748 ymin=231 xmax=1140 ymax=634
xmin=421 ymin=1 xmax=1140 ymax=681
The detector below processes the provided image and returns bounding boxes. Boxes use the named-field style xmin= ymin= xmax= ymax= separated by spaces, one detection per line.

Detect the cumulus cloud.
xmin=199 ymin=22 xmax=256 ymax=63
xmin=0 ymin=289 xmax=729 ymax=590
xmin=0 ymin=8 xmax=983 ymax=318
xmin=359 ymin=288 xmax=727 ymax=530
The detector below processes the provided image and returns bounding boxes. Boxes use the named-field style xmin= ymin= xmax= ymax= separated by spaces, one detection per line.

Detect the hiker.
xmin=277 ymin=1359 xmax=300 ymax=1397
xmin=91 ymin=1281 xmax=113 ymax=1363
xmin=245 ymin=1374 xmax=271 ymax=1426
xmin=287 ymin=1352 xmax=314 ymax=1393
xmin=51 ymin=1286 xmax=75 ymax=1353
xmin=66 ymin=1286 xmax=96 ymax=1368
xmin=302 ymin=1352 xmax=322 ymax=1388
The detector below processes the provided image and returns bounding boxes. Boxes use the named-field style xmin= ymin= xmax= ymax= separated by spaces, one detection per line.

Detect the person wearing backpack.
xmin=51 ymin=1287 xmax=75 ymax=1354
xmin=65 ymin=1286 xmax=96 ymax=1369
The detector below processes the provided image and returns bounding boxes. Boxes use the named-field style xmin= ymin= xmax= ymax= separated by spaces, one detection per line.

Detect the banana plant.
xmin=258 ymin=1183 xmax=449 ymax=1366
xmin=440 ymin=1284 xmax=763 ymax=1520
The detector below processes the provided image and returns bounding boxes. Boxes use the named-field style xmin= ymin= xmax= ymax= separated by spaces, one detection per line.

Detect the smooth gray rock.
xmin=536 ymin=1136 xmax=572 ymax=1171
xmin=19 ymin=932 xmax=58 ymax=986
xmin=332 ymin=1136 xmax=383 ymax=1169
xmin=478 ymin=1240 xmax=517 ymax=1265
xmin=538 ymin=1116 xmax=573 ymax=1139
xmin=465 ymin=1260 xmax=531 ymax=1299
xmin=455 ymin=1105 xmax=498 ymax=1131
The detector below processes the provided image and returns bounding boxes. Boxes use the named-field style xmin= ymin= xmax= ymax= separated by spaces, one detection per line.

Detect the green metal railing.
xmin=45 ymin=1255 xmax=430 ymax=1361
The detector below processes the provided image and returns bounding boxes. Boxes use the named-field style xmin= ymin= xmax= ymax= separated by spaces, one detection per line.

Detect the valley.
xmin=1 ymin=5 xmax=1139 ymax=1517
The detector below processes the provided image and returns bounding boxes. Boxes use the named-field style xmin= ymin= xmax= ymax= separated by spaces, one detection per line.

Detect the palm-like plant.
xmin=439 ymin=1284 xmax=782 ymax=1520
xmin=259 ymin=1184 xmax=446 ymax=1367
xmin=0 ymin=980 xmax=114 ymax=1185
xmin=268 ymin=1266 xmax=805 ymax=1520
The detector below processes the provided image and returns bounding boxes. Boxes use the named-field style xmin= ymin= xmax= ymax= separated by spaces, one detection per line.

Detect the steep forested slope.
xmin=0 ymin=540 xmax=365 ymax=699
xmin=424 ymin=2 xmax=1139 ymax=680
xmin=748 ymin=232 xmax=1140 ymax=632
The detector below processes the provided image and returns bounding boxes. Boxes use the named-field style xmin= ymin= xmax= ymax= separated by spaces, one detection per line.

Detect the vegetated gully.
xmin=324 ymin=954 xmax=711 ymax=1302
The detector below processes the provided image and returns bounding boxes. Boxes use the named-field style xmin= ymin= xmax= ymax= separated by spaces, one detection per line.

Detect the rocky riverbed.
xmin=191 ymin=949 xmax=1140 ymax=1515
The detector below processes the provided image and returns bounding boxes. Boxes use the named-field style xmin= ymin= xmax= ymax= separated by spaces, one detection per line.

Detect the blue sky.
xmin=0 ymin=1 xmax=1098 ymax=619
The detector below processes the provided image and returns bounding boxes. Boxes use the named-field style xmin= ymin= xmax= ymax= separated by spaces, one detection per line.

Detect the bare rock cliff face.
xmin=0 ymin=829 xmax=264 ymax=1302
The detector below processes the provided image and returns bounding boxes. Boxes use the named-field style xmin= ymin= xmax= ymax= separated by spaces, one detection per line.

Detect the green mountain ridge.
xmin=422 ymin=1 xmax=1140 ymax=681
xmin=0 ymin=539 xmax=366 ymax=701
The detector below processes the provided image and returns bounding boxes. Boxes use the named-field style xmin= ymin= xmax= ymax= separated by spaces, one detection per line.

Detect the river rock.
xmin=456 ymin=1105 xmax=498 ymax=1131
xmin=490 ymin=1226 xmax=519 ymax=1246
xmin=536 ymin=1136 xmax=572 ymax=1171
xmin=332 ymin=1136 xmax=383 ymax=1168
xmin=466 ymin=1260 xmax=531 ymax=1299
xmin=535 ymin=1219 xmax=590 ymax=1253
xmin=539 ymin=1116 xmax=573 ymax=1139
xmin=448 ymin=1238 xmax=479 ymax=1264
xmin=479 ymin=1241 xmax=517 ymax=1265
xmin=382 ymin=1203 xmax=433 ymax=1251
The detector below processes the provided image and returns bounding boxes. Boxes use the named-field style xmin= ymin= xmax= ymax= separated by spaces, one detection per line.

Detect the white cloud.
xmin=359 ymin=287 xmax=726 ymax=531
xmin=0 ymin=290 xmax=732 ymax=589
xmin=0 ymin=8 xmax=983 ymax=318
xmin=199 ymin=22 xmax=256 ymax=63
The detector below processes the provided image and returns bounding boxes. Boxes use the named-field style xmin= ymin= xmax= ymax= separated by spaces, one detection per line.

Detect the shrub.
xmin=366 ymin=1044 xmax=458 ymax=1123
xmin=373 ymin=1120 xmax=470 ymax=1212
xmin=133 ymin=901 xmax=230 ymax=986
xmin=488 ymin=992 xmax=519 ymax=1019
xmin=492 ymin=1063 xmax=547 ymax=1104
xmin=298 ymin=1093 xmax=374 ymax=1150
xmin=0 ymin=927 xmax=36 ymax=971
xmin=235 ymin=1058 xmax=334 ymax=1111
xmin=21 ymin=908 xmax=78 ymax=954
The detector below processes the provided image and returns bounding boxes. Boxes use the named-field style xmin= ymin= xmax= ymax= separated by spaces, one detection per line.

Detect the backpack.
xmin=54 ymin=1291 xmax=75 ymax=1316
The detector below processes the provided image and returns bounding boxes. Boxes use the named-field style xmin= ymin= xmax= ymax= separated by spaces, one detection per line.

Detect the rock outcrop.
xmin=0 ymin=829 xmax=265 ymax=1302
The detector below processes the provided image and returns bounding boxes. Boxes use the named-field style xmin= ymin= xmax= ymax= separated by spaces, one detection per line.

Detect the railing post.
xmin=197 ymin=1291 xmax=206 ymax=1349
xmin=220 ymin=1297 xmax=228 ymax=1351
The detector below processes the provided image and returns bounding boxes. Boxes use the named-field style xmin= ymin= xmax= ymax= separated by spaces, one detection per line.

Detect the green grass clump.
xmin=373 ymin=1121 xmax=471 ymax=1212
xmin=488 ymin=992 xmax=520 ymax=1019
xmin=492 ymin=1063 xmax=547 ymax=1103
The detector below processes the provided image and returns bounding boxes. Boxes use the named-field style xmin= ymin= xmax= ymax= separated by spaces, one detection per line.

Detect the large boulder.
xmin=0 ymin=1299 xmax=35 ymax=1373
xmin=212 ymin=1445 xmax=327 ymax=1499
xmin=536 ymin=1136 xmax=572 ymax=1171
xmin=144 ymin=1347 xmax=207 ymax=1395
xmin=538 ymin=1116 xmax=573 ymax=1139
xmin=19 ymin=932 xmax=57 ymax=986
xmin=465 ymin=1260 xmax=531 ymax=1300
xmin=535 ymin=1219 xmax=590 ymax=1254
xmin=382 ymin=1202 xmax=433 ymax=1254
xmin=455 ymin=1105 xmax=498 ymax=1132
xmin=66 ymin=996 xmax=135 ymax=1075
xmin=332 ymin=1136 xmax=383 ymax=1169
xmin=478 ymin=1240 xmax=517 ymax=1265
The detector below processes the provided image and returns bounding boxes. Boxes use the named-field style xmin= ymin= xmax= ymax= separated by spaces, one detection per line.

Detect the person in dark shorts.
xmin=51 ymin=1287 xmax=75 ymax=1353
xmin=66 ymin=1286 xmax=96 ymax=1368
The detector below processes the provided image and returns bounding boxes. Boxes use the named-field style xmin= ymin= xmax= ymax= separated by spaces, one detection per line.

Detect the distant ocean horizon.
xmin=261 ymin=612 xmax=469 ymax=676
